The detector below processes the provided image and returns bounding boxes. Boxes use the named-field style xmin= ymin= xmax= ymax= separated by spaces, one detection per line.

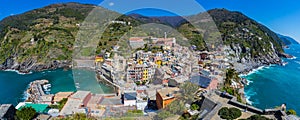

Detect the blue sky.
xmin=0 ymin=0 xmax=299 ymax=41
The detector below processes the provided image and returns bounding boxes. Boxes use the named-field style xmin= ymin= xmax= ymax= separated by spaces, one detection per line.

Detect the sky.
xmin=0 ymin=0 xmax=299 ymax=42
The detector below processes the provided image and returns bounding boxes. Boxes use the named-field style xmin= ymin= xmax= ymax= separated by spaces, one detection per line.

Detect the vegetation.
xmin=190 ymin=104 xmax=199 ymax=111
xmin=286 ymin=109 xmax=297 ymax=115
xmin=157 ymin=110 xmax=172 ymax=119
xmin=125 ymin=110 xmax=144 ymax=117
xmin=16 ymin=107 xmax=37 ymax=120
xmin=179 ymin=82 xmax=199 ymax=102
xmin=177 ymin=23 xmax=206 ymax=51
xmin=156 ymin=99 xmax=186 ymax=119
xmin=218 ymin=107 xmax=242 ymax=119
xmin=208 ymin=9 xmax=284 ymax=55
xmin=59 ymin=113 xmax=95 ymax=120
xmin=222 ymin=68 xmax=244 ymax=103
xmin=178 ymin=112 xmax=199 ymax=120
xmin=49 ymin=98 xmax=68 ymax=110
xmin=157 ymin=82 xmax=199 ymax=119
xmin=244 ymin=115 xmax=270 ymax=120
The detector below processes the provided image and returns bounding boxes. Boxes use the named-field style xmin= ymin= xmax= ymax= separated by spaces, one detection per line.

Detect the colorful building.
xmin=95 ymin=55 xmax=104 ymax=63
xmin=156 ymin=87 xmax=179 ymax=109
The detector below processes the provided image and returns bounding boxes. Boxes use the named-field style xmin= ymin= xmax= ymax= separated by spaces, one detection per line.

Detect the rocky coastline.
xmin=0 ymin=57 xmax=72 ymax=74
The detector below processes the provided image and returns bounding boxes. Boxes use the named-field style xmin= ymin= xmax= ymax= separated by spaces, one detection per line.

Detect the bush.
xmin=229 ymin=107 xmax=242 ymax=119
xmin=16 ymin=107 xmax=37 ymax=120
xmin=286 ymin=109 xmax=297 ymax=115
xmin=218 ymin=107 xmax=230 ymax=119
xmin=157 ymin=110 xmax=172 ymax=119
xmin=246 ymin=115 xmax=270 ymax=120
xmin=218 ymin=107 xmax=242 ymax=119
xmin=49 ymin=98 xmax=68 ymax=110
xmin=190 ymin=104 xmax=199 ymax=111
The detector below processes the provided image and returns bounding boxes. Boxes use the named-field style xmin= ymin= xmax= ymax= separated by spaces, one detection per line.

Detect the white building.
xmin=123 ymin=91 xmax=137 ymax=106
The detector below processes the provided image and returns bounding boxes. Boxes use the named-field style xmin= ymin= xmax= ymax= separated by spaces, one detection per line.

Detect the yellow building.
xmin=138 ymin=59 xmax=143 ymax=65
xmin=155 ymin=60 xmax=162 ymax=68
xmin=95 ymin=55 xmax=104 ymax=62
xmin=142 ymin=69 xmax=148 ymax=81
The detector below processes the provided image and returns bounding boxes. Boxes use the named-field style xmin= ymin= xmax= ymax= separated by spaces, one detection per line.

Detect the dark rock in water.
xmin=0 ymin=57 xmax=72 ymax=73
xmin=279 ymin=53 xmax=293 ymax=58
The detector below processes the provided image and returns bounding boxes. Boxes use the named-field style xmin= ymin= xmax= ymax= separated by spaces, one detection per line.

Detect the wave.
xmin=288 ymin=56 xmax=297 ymax=60
xmin=246 ymin=66 xmax=265 ymax=76
xmin=246 ymin=79 xmax=253 ymax=85
xmin=295 ymin=61 xmax=300 ymax=65
xmin=245 ymin=95 xmax=253 ymax=105
xmin=21 ymin=84 xmax=30 ymax=102
xmin=240 ymin=64 xmax=276 ymax=77
xmin=244 ymin=88 xmax=259 ymax=105
xmin=4 ymin=69 xmax=32 ymax=75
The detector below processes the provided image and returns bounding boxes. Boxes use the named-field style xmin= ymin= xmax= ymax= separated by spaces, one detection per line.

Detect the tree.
xmin=165 ymin=100 xmax=186 ymax=114
xmin=229 ymin=107 xmax=242 ymax=119
xmin=16 ymin=107 xmax=37 ymax=120
xmin=286 ymin=109 xmax=297 ymax=115
xmin=218 ymin=107 xmax=241 ymax=119
xmin=246 ymin=115 xmax=270 ymax=120
xmin=190 ymin=104 xmax=199 ymax=111
xmin=180 ymin=82 xmax=199 ymax=102
xmin=157 ymin=110 xmax=172 ymax=119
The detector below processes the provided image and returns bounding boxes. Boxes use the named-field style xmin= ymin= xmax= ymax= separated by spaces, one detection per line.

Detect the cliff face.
xmin=0 ymin=4 xmax=289 ymax=73
xmin=207 ymin=9 xmax=284 ymax=72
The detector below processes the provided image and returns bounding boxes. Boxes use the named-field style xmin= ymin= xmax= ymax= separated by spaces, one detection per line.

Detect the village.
xmin=1 ymin=35 xmax=295 ymax=120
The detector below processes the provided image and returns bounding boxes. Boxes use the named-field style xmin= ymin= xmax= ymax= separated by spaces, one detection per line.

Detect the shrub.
xmin=16 ymin=107 xmax=37 ymax=120
xmin=229 ymin=107 xmax=242 ymax=119
xmin=190 ymin=104 xmax=200 ymax=111
xmin=286 ymin=109 xmax=297 ymax=115
xmin=246 ymin=115 xmax=270 ymax=120
xmin=218 ymin=107 xmax=242 ymax=119
xmin=218 ymin=107 xmax=230 ymax=119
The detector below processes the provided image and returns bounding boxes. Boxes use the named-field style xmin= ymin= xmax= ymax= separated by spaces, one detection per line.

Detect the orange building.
xmin=156 ymin=87 xmax=179 ymax=109
xmin=95 ymin=55 xmax=104 ymax=62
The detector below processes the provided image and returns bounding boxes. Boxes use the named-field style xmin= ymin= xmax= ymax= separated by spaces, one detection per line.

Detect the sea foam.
xmin=4 ymin=69 xmax=32 ymax=75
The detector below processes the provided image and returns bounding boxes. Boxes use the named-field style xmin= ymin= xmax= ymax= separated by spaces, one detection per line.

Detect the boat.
xmin=43 ymin=84 xmax=52 ymax=92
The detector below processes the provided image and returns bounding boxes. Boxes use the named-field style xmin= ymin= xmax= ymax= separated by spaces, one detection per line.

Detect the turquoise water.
xmin=0 ymin=69 xmax=114 ymax=105
xmin=244 ymin=44 xmax=300 ymax=113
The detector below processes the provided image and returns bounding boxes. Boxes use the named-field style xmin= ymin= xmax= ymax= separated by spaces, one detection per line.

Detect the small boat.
xmin=43 ymin=84 xmax=52 ymax=92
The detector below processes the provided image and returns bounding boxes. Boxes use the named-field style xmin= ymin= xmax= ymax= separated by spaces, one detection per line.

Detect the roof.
xmin=199 ymin=97 xmax=217 ymax=112
xmin=87 ymin=94 xmax=103 ymax=108
xmin=70 ymin=91 xmax=91 ymax=100
xmin=129 ymin=37 xmax=144 ymax=41
xmin=124 ymin=92 xmax=137 ymax=101
xmin=59 ymin=99 xmax=86 ymax=116
xmin=157 ymin=87 xmax=179 ymax=100
xmin=18 ymin=103 xmax=49 ymax=113
xmin=168 ymin=79 xmax=178 ymax=87
xmin=190 ymin=75 xmax=212 ymax=88
xmin=0 ymin=104 xmax=14 ymax=118
xmin=54 ymin=92 xmax=73 ymax=102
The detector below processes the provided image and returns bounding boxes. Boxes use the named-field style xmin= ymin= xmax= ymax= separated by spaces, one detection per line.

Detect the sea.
xmin=0 ymin=69 xmax=114 ymax=106
xmin=244 ymin=44 xmax=300 ymax=113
